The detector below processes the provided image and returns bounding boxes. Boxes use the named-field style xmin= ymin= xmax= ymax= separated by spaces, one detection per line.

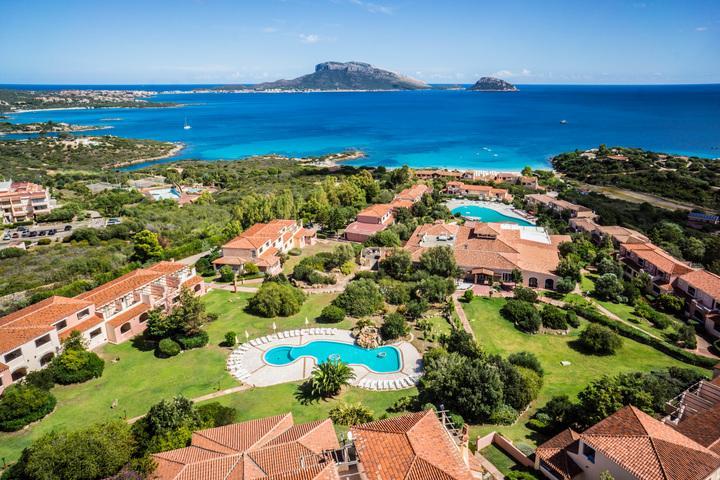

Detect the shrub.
xmin=405 ymin=298 xmax=429 ymax=320
xmin=489 ymin=405 xmax=519 ymax=425
xmin=309 ymin=360 xmax=355 ymax=398
xmin=243 ymin=262 xmax=260 ymax=275
xmin=513 ymin=286 xmax=538 ymax=303
xmin=37 ymin=238 xmax=52 ymax=246
xmin=329 ymin=402 xmax=374 ymax=425
xmin=379 ymin=279 xmax=411 ymax=305
xmin=218 ymin=265 xmax=235 ymax=282
xmin=675 ymin=324 xmax=697 ymax=349
xmin=176 ymin=331 xmax=209 ymax=350
xmin=306 ymin=270 xmax=336 ymax=285
xmin=0 ymin=247 xmax=27 ymax=259
xmin=224 ymin=331 xmax=237 ymax=347
xmin=248 ymin=282 xmax=306 ymax=317
xmin=501 ymin=300 xmax=541 ymax=333
xmin=380 ymin=312 xmax=409 ymax=340
xmin=593 ymin=273 xmax=625 ymax=301
xmin=541 ymin=305 xmax=569 ymax=330
xmin=158 ymin=338 xmax=181 ymax=357
xmin=196 ymin=402 xmax=237 ymax=427
xmin=319 ymin=305 xmax=345 ymax=323
xmin=566 ymin=310 xmax=580 ymax=328
xmin=556 ymin=277 xmax=576 ymax=294
xmin=0 ymin=384 xmax=57 ymax=431
xmin=52 ymin=349 xmax=105 ymax=385
xmin=339 ymin=260 xmax=356 ymax=275
xmin=288 ymin=248 xmax=302 ymax=256
xmin=508 ymin=351 xmax=544 ymax=375
xmin=333 ymin=279 xmax=383 ymax=317
xmin=578 ymin=324 xmax=623 ymax=355
xmin=23 ymin=368 xmax=56 ymax=391
xmin=657 ymin=293 xmax=684 ymax=314
xmin=462 ymin=289 xmax=474 ymax=303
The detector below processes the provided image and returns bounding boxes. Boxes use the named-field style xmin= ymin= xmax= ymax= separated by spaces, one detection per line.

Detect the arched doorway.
xmin=529 ymin=277 xmax=538 ymax=288
xmin=11 ymin=367 xmax=28 ymax=382
xmin=139 ymin=312 xmax=149 ymax=323
xmin=120 ymin=322 xmax=131 ymax=334
xmin=40 ymin=352 xmax=54 ymax=366
xmin=545 ymin=278 xmax=554 ymax=290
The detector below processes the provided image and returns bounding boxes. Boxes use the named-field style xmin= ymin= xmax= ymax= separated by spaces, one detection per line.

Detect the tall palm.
xmin=310 ymin=359 xmax=355 ymax=398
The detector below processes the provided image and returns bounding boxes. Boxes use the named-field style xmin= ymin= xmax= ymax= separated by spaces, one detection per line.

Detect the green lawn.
xmin=202 ymin=382 xmax=414 ymax=435
xmin=281 ymin=241 xmax=343 ymax=275
xmin=479 ymin=444 xmax=541 ymax=478
xmin=0 ymin=289 xmax=342 ymax=463
xmin=463 ymin=297 xmax=707 ymax=447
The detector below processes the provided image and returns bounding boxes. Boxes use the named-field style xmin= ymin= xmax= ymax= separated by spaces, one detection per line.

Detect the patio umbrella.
xmin=272 ymin=322 xmax=277 ymax=331
xmin=304 ymin=317 xmax=309 ymax=326
xmin=245 ymin=330 xmax=249 ymax=340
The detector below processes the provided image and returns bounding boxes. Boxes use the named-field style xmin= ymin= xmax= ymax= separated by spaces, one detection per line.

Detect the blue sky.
xmin=1 ymin=0 xmax=718 ymax=84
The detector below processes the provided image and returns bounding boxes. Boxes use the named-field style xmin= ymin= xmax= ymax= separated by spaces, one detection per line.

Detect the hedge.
xmin=158 ymin=338 xmax=181 ymax=357
xmin=176 ymin=331 xmax=209 ymax=350
xmin=567 ymin=304 xmax=715 ymax=369
xmin=0 ymin=384 xmax=57 ymax=432
xmin=51 ymin=350 xmax=105 ymax=385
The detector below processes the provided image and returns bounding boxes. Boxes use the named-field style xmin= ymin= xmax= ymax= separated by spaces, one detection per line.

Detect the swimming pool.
xmin=264 ymin=341 xmax=401 ymax=373
xmin=451 ymin=205 xmax=533 ymax=226
xmin=150 ymin=187 xmax=181 ymax=201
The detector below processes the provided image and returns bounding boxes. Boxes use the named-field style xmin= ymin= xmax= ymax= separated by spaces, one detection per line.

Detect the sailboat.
xmin=183 ymin=117 xmax=191 ymax=130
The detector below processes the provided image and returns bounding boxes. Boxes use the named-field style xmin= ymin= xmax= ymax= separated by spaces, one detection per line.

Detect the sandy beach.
xmin=110 ymin=142 xmax=185 ymax=169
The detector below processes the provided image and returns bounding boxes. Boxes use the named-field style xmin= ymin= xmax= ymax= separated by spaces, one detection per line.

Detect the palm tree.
xmin=310 ymin=359 xmax=355 ymax=398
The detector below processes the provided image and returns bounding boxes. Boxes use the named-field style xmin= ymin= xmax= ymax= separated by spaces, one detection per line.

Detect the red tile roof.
xmin=357 ymin=204 xmax=394 ymax=219
xmin=680 ymin=269 xmax=720 ymax=300
xmin=622 ymin=242 xmax=695 ymax=277
xmin=59 ymin=314 xmax=104 ymax=340
xmin=535 ymin=429 xmax=582 ymax=480
xmin=351 ymin=410 xmax=473 ymax=480
xmin=107 ymin=303 xmax=151 ymax=329
xmin=344 ymin=221 xmax=388 ymax=236
xmin=76 ymin=269 xmax=163 ymax=307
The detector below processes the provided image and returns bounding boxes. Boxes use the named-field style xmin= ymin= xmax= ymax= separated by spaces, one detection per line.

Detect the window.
xmin=688 ymin=286 xmax=696 ymax=298
xmin=529 ymin=278 xmax=538 ymax=288
xmin=120 ymin=323 xmax=131 ymax=334
xmin=139 ymin=312 xmax=149 ymax=323
xmin=582 ymin=443 xmax=596 ymax=463
xmin=34 ymin=334 xmax=51 ymax=347
xmin=78 ymin=308 xmax=90 ymax=320
xmin=90 ymin=328 xmax=102 ymax=338
xmin=545 ymin=278 xmax=555 ymax=290
xmin=638 ymin=258 xmax=645 ymax=266
xmin=40 ymin=352 xmax=54 ymax=366
xmin=4 ymin=349 xmax=22 ymax=363
xmin=11 ymin=368 xmax=27 ymax=382
xmin=55 ymin=319 xmax=67 ymax=331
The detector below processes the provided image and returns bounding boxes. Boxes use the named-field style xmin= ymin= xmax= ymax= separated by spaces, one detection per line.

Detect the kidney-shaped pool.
xmin=264 ymin=340 xmax=401 ymax=373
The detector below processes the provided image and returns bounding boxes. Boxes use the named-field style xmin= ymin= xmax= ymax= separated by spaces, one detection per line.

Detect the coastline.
xmin=0 ymin=125 xmax=113 ymax=136
xmin=110 ymin=142 xmax=185 ymax=169
xmin=7 ymin=104 xmax=183 ymax=115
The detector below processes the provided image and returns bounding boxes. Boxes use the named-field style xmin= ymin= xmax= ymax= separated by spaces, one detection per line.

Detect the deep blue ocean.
xmin=3 ymin=84 xmax=719 ymax=171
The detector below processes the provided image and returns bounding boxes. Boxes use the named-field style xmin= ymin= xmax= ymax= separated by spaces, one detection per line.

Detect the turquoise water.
xmin=264 ymin=340 xmax=401 ymax=373
xmin=451 ymin=205 xmax=533 ymax=226
xmin=150 ymin=187 xmax=181 ymax=200
xmin=4 ymin=84 xmax=720 ymax=171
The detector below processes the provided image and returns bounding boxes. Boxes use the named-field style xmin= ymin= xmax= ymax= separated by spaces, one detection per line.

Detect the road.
xmin=1 ymin=216 xmax=108 ymax=247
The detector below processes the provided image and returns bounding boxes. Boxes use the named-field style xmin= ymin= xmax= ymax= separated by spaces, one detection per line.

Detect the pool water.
xmin=264 ymin=341 xmax=401 ymax=373
xmin=150 ymin=187 xmax=181 ymax=201
xmin=451 ymin=205 xmax=533 ymax=226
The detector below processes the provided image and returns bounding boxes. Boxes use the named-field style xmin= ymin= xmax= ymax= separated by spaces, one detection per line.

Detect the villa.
xmin=618 ymin=241 xmax=695 ymax=295
xmin=0 ymin=261 xmax=204 ymax=394
xmin=213 ymin=219 xmax=317 ymax=275
xmin=150 ymin=409 xmax=480 ymax=479
xmin=0 ymin=179 xmax=55 ymax=224
xmin=405 ymin=221 xmax=570 ymax=290
xmin=569 ymin=217 xmax=649 ymax=246
xmin=525 ymin=194 xmax=596 ymax=219
xmin=414 ymin=169 xmax=469 ymax=180
xmin=390 ymin=183 xmax=432 ymax=209
xmin=675 ymin=269 xmax=720 ymax=338
xmin=534 ymin=405 xmax=720 ymax=480
xmin=344 ymin=204 xmax=395 ymax=243
xmin=444 ymin=181 xmax=513 ymax=202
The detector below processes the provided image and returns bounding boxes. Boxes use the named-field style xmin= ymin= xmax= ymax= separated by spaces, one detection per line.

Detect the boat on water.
xmin=183 ymin=117 xmax=191 ymax=130
xmin=560 ymin=119 xmax=568 ymax=124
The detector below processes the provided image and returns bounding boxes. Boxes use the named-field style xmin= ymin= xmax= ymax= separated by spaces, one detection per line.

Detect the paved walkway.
xmin=206 ymin=282 xmax=259 ymax=293
xmin=451 ymin=293 xmax=476 ymax=339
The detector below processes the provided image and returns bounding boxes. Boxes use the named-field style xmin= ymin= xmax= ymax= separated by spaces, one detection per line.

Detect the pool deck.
xmin=226 ymin=329 xmax=423 ymax=391
xmin=444 ymin=199 xmax=535 ymax=224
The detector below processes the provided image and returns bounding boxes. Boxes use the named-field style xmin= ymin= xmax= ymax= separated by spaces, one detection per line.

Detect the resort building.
xmin=618 ymin=241 xmax=695 ymax=295
xmin=675 ymin=269 xmax=720 ymax=338
xmin=391 ymin=183 xmax=432 ymax=207
xmin=534 ymin=405 xmax=720 ymax=480
xmin=0 ymin=261 xmax=204 ymax=394
xmin=141 ymin=184 xmax=218 ymax=206
xmin=344 ymin=204 xmax=395 ymax=243
xmin=0 ymin=179 xmax=55 ymax=224
xmin=525 ymin=194 xmax=596 ymax=219
xmin=414 ymin=169 xmax=469 ymax=180
xmin=569 ymin=217 xmax=649 ymax=246
xmin=444 ymin=181 xmax=513 ymax=202
xmin=214 ymin=219 xmax=317 ymax=276
xmin=150 ymin=409 xmax=480 ymax=480
xmin=405 ymin=221 xmax=571 ymax=290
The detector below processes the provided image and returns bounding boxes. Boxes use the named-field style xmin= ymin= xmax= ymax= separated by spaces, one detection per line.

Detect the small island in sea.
xmin=214 ymin=61 xmax=430 ymax=92
xmin=468 ymin=76 xmax=518 ymax=91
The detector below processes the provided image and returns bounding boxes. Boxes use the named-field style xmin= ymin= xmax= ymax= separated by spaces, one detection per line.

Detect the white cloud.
xmin=299 ymin=33 xmax=321 ymax=44
xmin=347 ymin=0 xmax=394 ymax=14
xmin=492 ymin=69 xmax=532 ymax=78
xmin=696 ymin=26 xmax=708 ymax=31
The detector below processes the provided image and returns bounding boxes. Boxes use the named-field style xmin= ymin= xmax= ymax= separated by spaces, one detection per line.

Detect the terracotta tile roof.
xmin=622 ymin=242 xmax=695 ymax=276
xmin=535 ymin=429 xmax=582 ymax=480
xmin=182 ymin=276 xmax=204 ymax=289
xmin=680 ymin=270 xmax=720 ymax=300
xmin=351 ymin=410 xmax=473 ymax=480
xmin=212 ymin=256 xmax=249 ymax=266
xmin=390 ymin=199 xmax=414 ymax=209
xmin=76 ymin=269 xmax=164 ymax=307
xmin=581 ymin=406 xmax=720 ymax=480
xmin=0 ymin=295 xmax=93 ymax=329
xmin=0 ymin=326 xmax=53 ymax=353
xmin=0 ymin=362 xmax=7 ymax=372
xmin=59 ymin=314 xmax=104 ymax=340
xmin=344 ymin=221 xmax=388 ymax=236
xmin=148 ymin=261 xmax=187 ymax=275
xmin=107 ymin=303 xmax=151 ymax=329
xmin=357 ymin=204 xmax=394 ymax=219
xmin=224 ymin=220 xmax=299 ymax=250
xmin=395 ymin=184 xmax=430 ymax=201
xmin=191 ymin=413 xmax=294 ymax=454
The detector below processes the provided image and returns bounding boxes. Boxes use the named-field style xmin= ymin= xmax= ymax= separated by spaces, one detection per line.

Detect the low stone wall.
xmin=476 ymin=432 xmax=534 ymax=469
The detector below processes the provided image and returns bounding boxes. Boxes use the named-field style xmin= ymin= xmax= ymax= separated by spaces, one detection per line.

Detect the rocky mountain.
xmin=218 ymin=62 xmax=429 ymax=91
xmin=468 ymin=77 xmax=518 ymax=92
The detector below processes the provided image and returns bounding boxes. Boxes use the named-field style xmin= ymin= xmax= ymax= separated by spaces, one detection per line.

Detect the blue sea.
xmin=3 ymin=84 xmax=719 ymax=171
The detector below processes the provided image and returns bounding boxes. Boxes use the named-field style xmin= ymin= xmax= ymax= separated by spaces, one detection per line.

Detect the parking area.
xmin=1 ymin=217 xmax=115 ymax=246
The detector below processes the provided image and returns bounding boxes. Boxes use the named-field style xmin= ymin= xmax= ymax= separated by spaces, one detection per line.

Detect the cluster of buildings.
xmin=413 ymin=168 xmax=542 ymax=190
xmin=0 ymin=261 xmax=204 ymax=395
xmin=0 ymin=180 xmax=55 ymax=224
xmin=150 ymin=409 xmax=483 ymax=480
xmin=213 ymin=219 xmax=317 ymax=276
xmin=536 ymin=370 xmax=720 ymax=480
xmin=444 ymin=181 xmax=513 ymax=202
xmin=405 ymin=221 xmax=570 ymax=290
xmin=344 ymin=184 xmax=432 ymax=243
xmin=525 ymin=193 xmax=596 ymax=220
